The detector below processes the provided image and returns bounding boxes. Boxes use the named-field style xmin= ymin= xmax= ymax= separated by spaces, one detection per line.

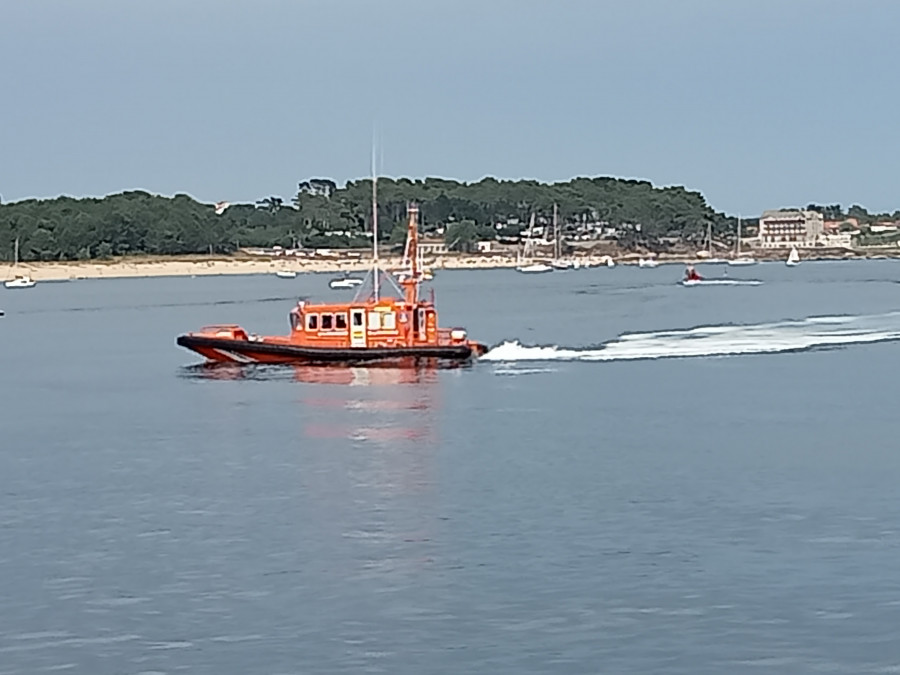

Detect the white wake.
xmin=482 ymin=312 xmax=900 ymax=362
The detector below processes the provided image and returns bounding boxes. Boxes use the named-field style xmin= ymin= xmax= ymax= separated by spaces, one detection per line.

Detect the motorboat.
xmin=5 ymin=274 xmax=36 ymax=289
xmin=275 ymin=270 xmax=298 ymax=279
xmin=516 ymin=262 xmax=553 ymax=274
xmin=329 ymin=274 xmax=364 ymax=289
xmin=177 ymin=203 xmax=487 ymax=364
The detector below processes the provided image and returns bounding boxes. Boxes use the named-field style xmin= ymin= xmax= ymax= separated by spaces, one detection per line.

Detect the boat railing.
xmin=438 ymin=328 xmax=468 ymax=344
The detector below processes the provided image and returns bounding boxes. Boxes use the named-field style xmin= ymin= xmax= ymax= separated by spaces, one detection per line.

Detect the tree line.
xmin=0 ymin=177 xmax=894 ymax=262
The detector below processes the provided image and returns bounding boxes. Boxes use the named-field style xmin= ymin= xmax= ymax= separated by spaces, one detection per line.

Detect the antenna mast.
xmin=371 ymin=138 xmax=379 ymax=300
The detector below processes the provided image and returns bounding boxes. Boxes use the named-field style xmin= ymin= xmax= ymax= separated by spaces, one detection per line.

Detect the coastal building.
xmin=819 ymin=233 xmax=854 ymax=248
xmin=419 ymin=239 xmax=447 ymax=255
xmin=757 ymin=209 xmax=824 ymax=248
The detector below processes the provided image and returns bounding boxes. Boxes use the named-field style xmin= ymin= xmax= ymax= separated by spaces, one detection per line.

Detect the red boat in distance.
xmin=177 ymin=203 xmax=487 ymax=365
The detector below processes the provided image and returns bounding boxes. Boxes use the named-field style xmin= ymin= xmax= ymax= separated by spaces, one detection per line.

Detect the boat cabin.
xmin=286 ymin=297 xmax=467 ymax=349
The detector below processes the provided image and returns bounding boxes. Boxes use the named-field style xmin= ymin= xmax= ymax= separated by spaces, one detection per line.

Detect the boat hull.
xmin=177 ymin=334 xmax=486 ymax=364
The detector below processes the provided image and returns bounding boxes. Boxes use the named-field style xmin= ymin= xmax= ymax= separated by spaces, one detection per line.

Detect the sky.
xmin=1 ymin=0 xmax=898 ymax=216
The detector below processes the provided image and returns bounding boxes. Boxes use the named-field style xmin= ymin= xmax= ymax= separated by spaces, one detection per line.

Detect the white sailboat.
xmin=516 ymin=213 xmax=552 ymax=273
xmin=786 ymin=245 xmax=801 ymax=267
xmin=638 ymin=257 xmax=659 ymax=268
xmin=4 ymin=238 xmax=36 ymax=289
xmin=728 ymin=215 xmax=757 ymax=266
xmin=700 ymin=222 xmax=727 ymax=264
xmin=549 ymin=204 xmax=578 ymax=269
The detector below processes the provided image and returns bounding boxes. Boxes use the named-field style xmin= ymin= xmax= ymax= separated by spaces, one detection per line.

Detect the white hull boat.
xmin=329 ymin=277 xmax=364 ymax=289
xmin=4 ymin=238 xmax=36 ymax=289
xmin=5 ymin=276 xmax=36 ymax=289
xmin=786 ymin=246 xmax=801 ymax=267
xmin=516 ymin=263 xmax=553 ymax=274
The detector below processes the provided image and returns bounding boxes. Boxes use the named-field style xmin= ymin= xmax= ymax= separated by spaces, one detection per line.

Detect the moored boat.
xmin=4 ymin=274 xmax=36 ymax=289
xmin=329 ymin=274 xmax=364 ymax=289
xmin=4 ymin=238 xmax=37 ymax=289
xmin=177 ymin=203 xmax=487 ymax=364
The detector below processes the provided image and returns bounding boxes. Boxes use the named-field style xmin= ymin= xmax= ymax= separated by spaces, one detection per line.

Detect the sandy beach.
xmin=0 ymin=249 xmax=889 ymax=282
xmin=0 ymin=254 xmax=530 ymax=282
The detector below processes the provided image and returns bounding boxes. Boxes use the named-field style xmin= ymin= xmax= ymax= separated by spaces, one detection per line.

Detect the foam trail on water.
xmin=482 ymin=312 xmax=900 ymax=362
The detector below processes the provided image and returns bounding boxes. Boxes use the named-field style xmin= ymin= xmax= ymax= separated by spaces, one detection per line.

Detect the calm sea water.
xmin=3 ymin=261 xmax=900 ymax=674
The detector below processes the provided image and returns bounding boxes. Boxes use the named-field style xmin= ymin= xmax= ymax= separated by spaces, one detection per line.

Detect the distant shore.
xmin=2 ymin=249 xmax=898 ymax=282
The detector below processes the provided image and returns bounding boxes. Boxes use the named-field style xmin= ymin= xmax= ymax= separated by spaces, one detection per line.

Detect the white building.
xmin=758 ymin=210 xmax=824 ymax=248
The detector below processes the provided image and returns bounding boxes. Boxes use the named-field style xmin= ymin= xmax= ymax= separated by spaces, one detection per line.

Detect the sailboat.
xmin=549 ymin=204 xmax=577 ymax=269
xmin=786 ymin=245 xmax=801 ymax=267
xmin=728 ymin=215 xmax=757 ymax=266
xmin=4 ymin=238 xmax=37 ymax=289
xmin=516 ymin=213 xmax=553 ymax=273
xmin=700 ymin=223 xmax=727 ymax=264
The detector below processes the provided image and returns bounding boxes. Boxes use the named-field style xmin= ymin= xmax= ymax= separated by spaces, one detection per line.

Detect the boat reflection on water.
xmin=181 ymin=358 xmax=446 ymax=575
xmin=181 ymin=357 xmax=467 ymax=385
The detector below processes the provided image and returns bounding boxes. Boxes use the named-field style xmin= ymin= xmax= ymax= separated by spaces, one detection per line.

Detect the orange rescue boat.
xmin=176 ymin=203 xmax=487 ymax=365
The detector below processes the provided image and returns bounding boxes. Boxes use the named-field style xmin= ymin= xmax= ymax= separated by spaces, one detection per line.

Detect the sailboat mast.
xmin=553 ymin=203 xmax=559 ymax=260
xmin=371 ymin=143 xmax=379 ymax=301
xmin=736 ymin=215 xmax=741 ymax=257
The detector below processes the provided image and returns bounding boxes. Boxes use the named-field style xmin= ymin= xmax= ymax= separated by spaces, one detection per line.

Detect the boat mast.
xmin=371 ymin=142 xmax=379 ymax=300
xmin=400 ymin=203 xmax=420 ymax=306
xmin=736 ymin=215 xmax=741 ymax=257
xmin=553 ymin=203 xmax=559 ymax=260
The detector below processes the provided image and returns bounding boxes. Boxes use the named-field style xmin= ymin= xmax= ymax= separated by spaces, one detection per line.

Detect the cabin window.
xmin=321 ymin=314 xmax=334 ymax=330
xmin=368 ymin=312 xmax=381 ymax=330
xmin=382 ymin=312 xmax=396 ymax=330
xmin=335 ymin=313 xmax=347 ymax=330
xmin=306 ymin=314 xmax=318 ymax=331
xmin=352 ymin=311 xmax=364 ymax=327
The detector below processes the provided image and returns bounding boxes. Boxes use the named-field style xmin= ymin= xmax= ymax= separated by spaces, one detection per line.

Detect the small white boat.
xmin=275 ymin=270 xmax=298 ymax=279
xmin=638 ymin=258 xmax=659 ymax=268
xmin=4 ymin=238 xmax=36 ymax=289
xmin=515 ymin=263 xmax=553 ymax=274
xmin=786 ymin=246 xmax=801 ymax=267
xmin=727 ymin=216 xmax=757 ymax=266
xmin=329 ymin=275 xmax=364 ymax=289
xmin=5 ymin=274 xmax=36 ymax=289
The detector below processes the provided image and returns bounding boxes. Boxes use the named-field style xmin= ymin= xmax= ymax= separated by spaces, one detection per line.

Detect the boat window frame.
xmin=321 ymin=313 xmax=334 ymax=331
xmin=368 ymin=312 xmax=381 ymax=331
xmin=306 ymin=313 xmax=319 ymax=331
xmin=335 ymin=312 xmax=348 ymax=330
xmin=351 ymin=310 xmax=365 ymax=327
xmin=381 ymin=311 xmax=396 ymax=330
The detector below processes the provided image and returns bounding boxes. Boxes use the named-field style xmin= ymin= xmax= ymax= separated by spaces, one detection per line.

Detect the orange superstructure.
xmin=177 ymin=203 xmax=487 ymax=365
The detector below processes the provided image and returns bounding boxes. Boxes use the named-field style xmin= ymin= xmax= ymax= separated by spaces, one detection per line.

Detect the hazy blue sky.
xmin=1 ymin=0 xmax=897 ymax=216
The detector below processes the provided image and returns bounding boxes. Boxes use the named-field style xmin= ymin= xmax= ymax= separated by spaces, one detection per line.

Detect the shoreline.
xmin=2 ymin=250 xmax=898 ymax=282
